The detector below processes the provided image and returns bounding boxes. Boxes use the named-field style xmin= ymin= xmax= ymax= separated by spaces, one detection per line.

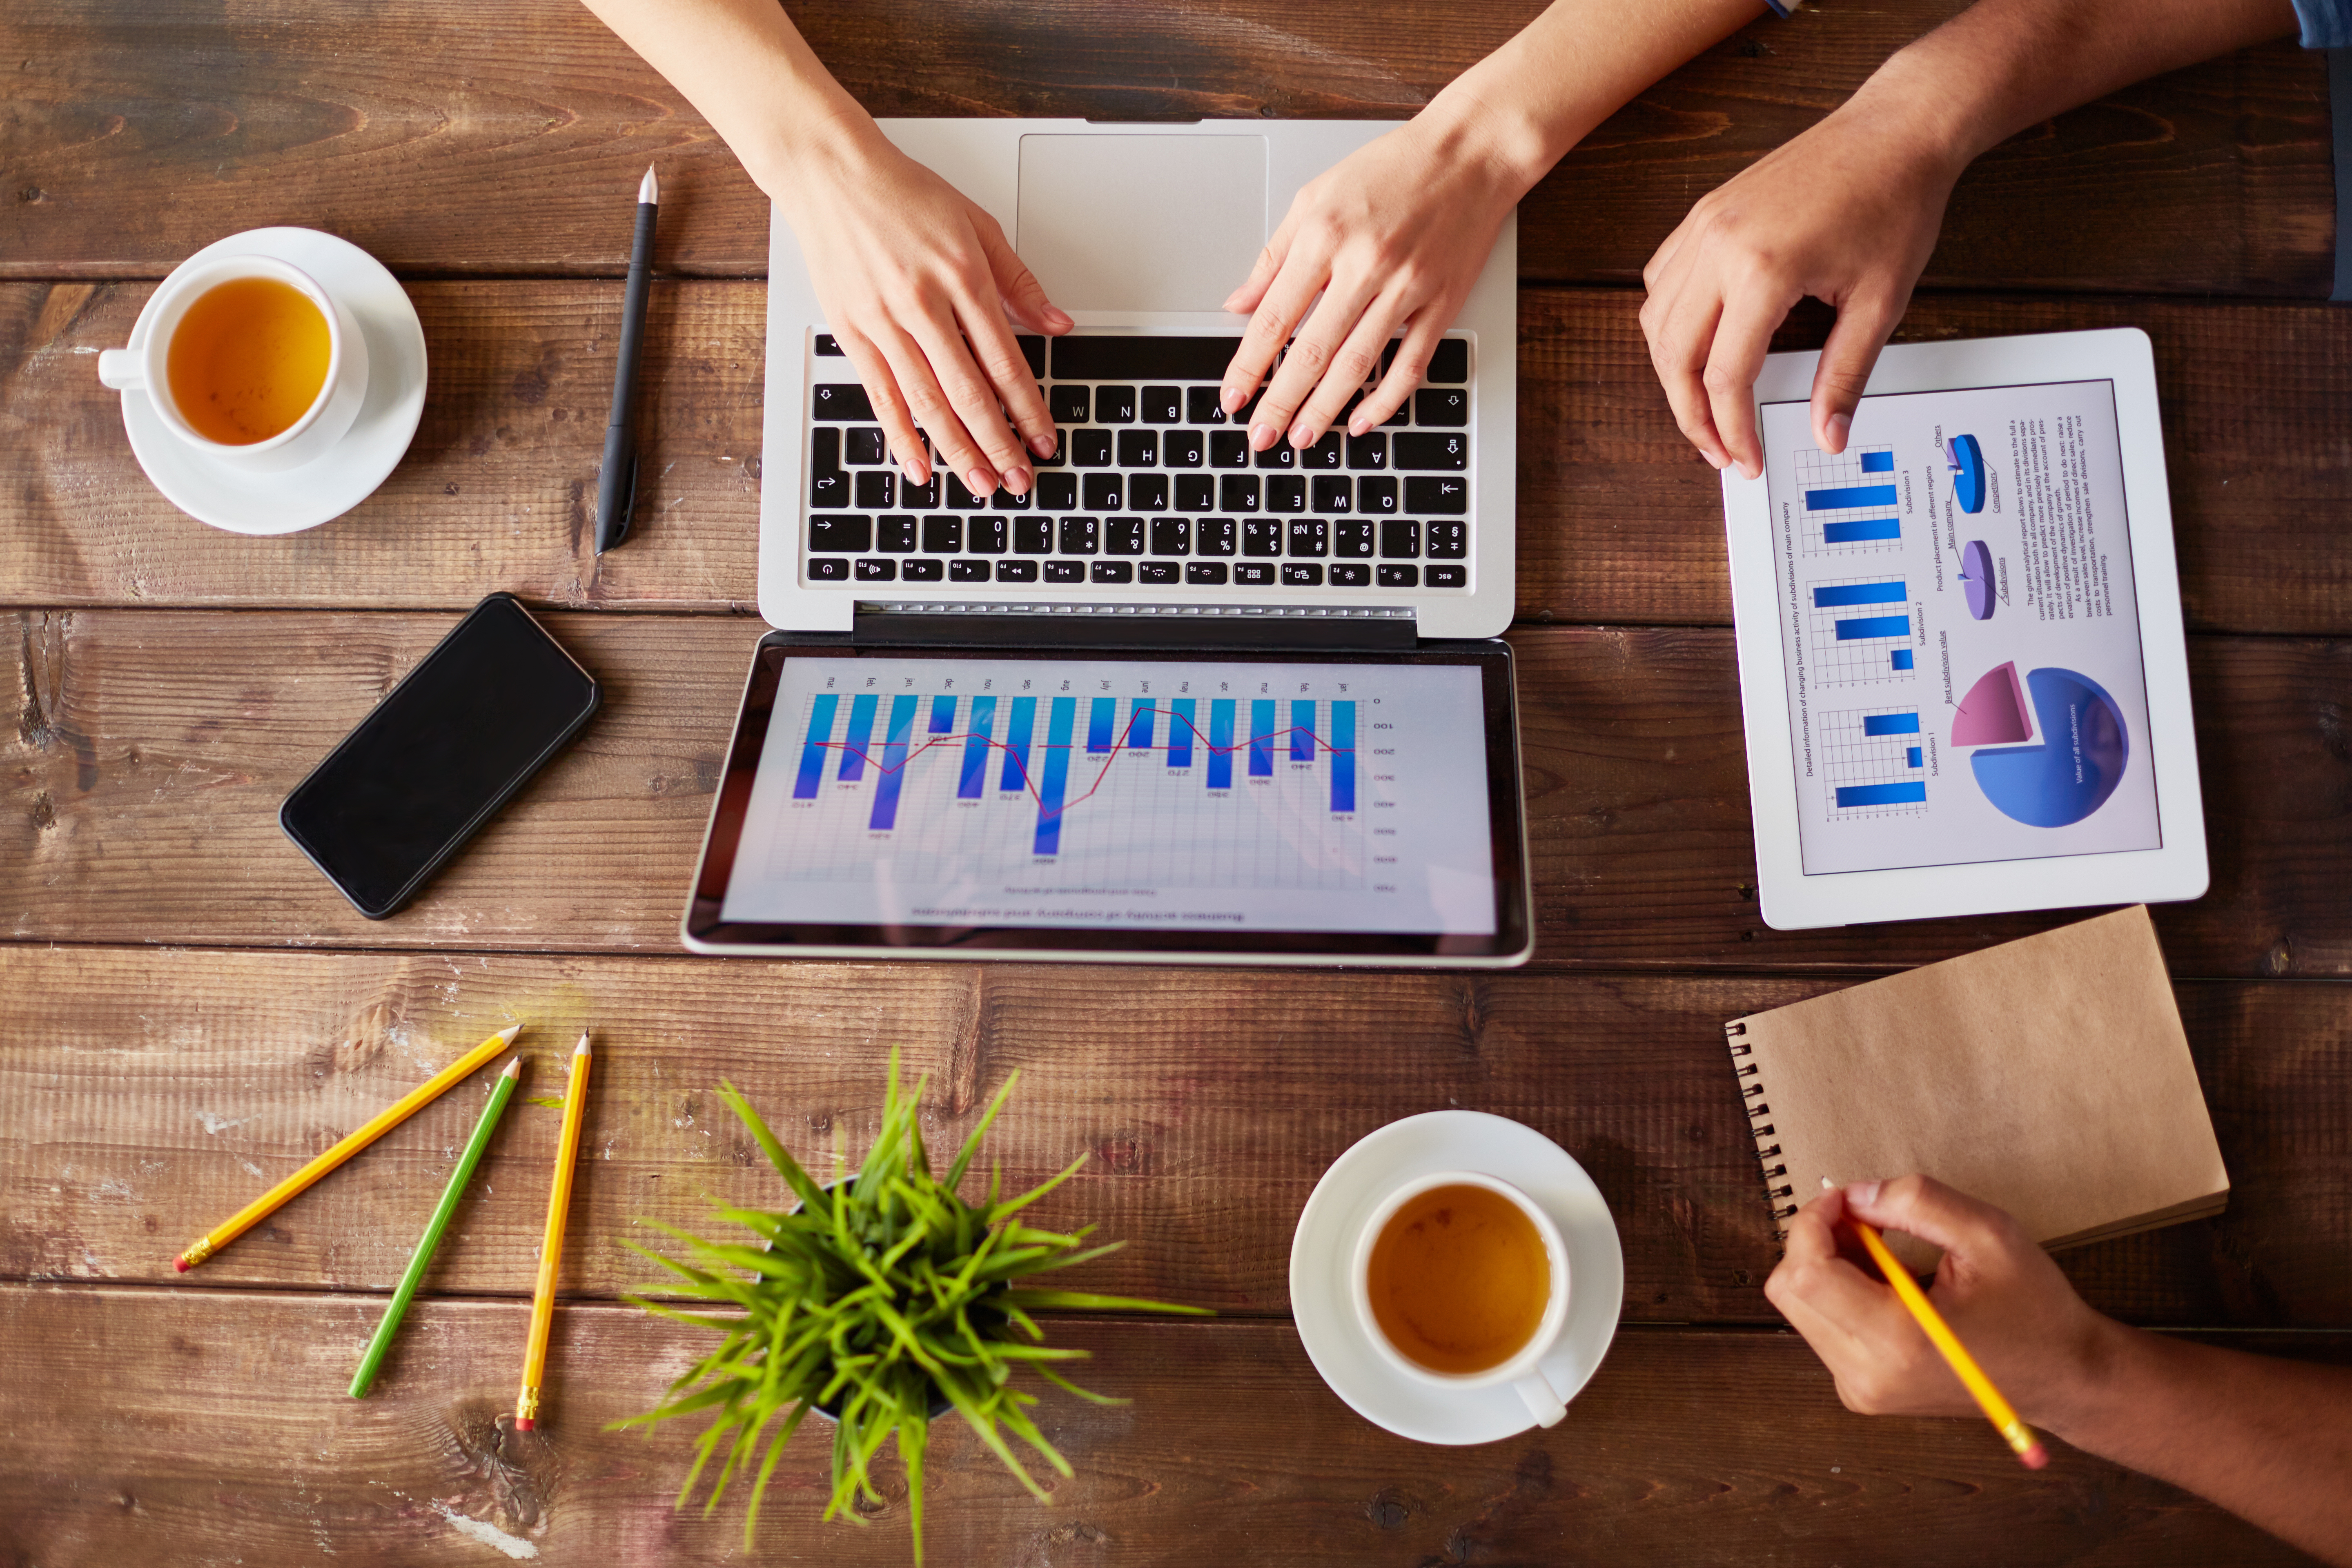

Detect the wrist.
xmin=1841 ymin=42 xmax=2007 ymax=176
xmin=2029 ymin=1311 xmax=2138 ymax=1443
xmin=1416 ymin=72 xmax=1577 ymax=196
xmin=739 ymin=94 xmax=890 ymax=206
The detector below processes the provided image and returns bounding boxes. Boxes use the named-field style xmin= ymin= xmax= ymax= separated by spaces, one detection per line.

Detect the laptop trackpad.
xmin=1016 ymin=135 xmax=1268 ymax=313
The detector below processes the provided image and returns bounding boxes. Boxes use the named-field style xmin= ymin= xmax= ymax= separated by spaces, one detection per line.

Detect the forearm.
xmin=1419 ymin=0 xmax=1768 ymax=189
xmin=2047 ymin=1321 xmax=2352 ymax=1565
xmin=576 ymin=0 xmax=879 ymax=198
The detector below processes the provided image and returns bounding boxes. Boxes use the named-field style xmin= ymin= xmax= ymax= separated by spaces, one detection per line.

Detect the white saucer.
xmin=115 ymin=227 xmax=428 ymax=534
xmin=1289 ymin=1110 xmax=1624 ymax=1446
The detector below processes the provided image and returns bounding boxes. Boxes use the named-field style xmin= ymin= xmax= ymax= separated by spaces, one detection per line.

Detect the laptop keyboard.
xmin=802 ymin=332 xmax=1472 ymax=592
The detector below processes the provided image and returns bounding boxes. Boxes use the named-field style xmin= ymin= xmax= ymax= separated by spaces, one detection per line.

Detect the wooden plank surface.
xmin=1 ymin=4 xmax=2329 ymax=296
xmin=9 ymin=283 xmax=2352 ymax=635
xmin=9 ymin=610 xmax=2352 ymax=978
xmin=3 ymin=947 xmax=2347 ymax=1330
xmin=2 ymin=1286 xmax=2340 ymax=1566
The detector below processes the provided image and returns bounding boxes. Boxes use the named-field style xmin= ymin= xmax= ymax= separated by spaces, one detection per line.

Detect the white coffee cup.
xmin=1351 ymin=1169 xmax=1574 ymax=1427
xmin=98 ymin=252 xmax=368 ymax=473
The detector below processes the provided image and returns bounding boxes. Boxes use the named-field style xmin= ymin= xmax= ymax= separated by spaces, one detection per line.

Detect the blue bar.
xmin=839 ymin=693 xmax=878 ymax=782
xmin=1890 ymin=649 xmax=1915 ymax=670
xmin=1806 ymin=484 xmax=1898 ymax=511
xmin=1823 ymin=518 xmax=1901 ymax=543
xmin=1035 ymin=697 xmax=1076 ymax=854
xmin=1088 ymin=697 xmax=1116 ymax=754
xmin=1860 ymin=451 xmax=1895 ymax=472
xmin=958 ymin=696 xmax=996 ymax=799
xmin=1167 ymin=699 xmax=1196 ymax=768
xmin=1906 ymin=747 xmax=1924 ymax=768
xmin=1330 ymin=701 xmax=1356 ymax=813
xmin=869 ymin=694 xmax=918 ymax=831
xmin=1862 ymin=712 xmax=1920 ymax=736
xmin=1249 ymin=701 xmax=1275 ymax=777
xmin=1812 ymin=580 xmax=1907 ymax=608
xmin=1000 ymin=696 xmax=1036 ymax=791
xmin=929 ymin=694 xmax=956 ymax=734
xmin=1834 ymin=615 xmax=1911 ymax=641
xmin=793 ymin=694 xmax=838 ymax=800
xmin=1129 ymin=700 xmax=1154 ymax=754
xmin=1290 ymin=700 xmax=1316 ymax=763
xmin=1835 ymin=781 xmax=1927 ymax=808
xmin=1207 ymin=699 xmax=1235 ymax=788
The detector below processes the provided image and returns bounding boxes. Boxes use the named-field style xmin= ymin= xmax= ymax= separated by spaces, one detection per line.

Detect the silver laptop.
xmin=757 ymin=119 xmax=1517 ymax=641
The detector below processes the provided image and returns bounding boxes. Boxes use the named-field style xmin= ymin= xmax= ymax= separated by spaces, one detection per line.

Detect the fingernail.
xmin=1703 ymin=450 xmax=1727 ymax=472
xmin=1043 ymin=306 xmax=1073 ymax=330
xmin=901 ymin=458 xmax=926 ymax=486
xmin=1250 ymin=422 xmax=1279 ymax=451
xmin=966 ymin=466 xmax=996 ymax=496
xmin=1826 ymin=412 xmax=1852 ymax=450
xmin=1845 ymin=1180 xmax=1881 ymax=1209
xmin=1289 ymin=421 xmax=1316 ymax=448
xmin=1004 ymin=466 xmax=1031 ymax=495
xmin=1222 ymin=384 xmax=1246 ymax=414
xmin=1029 ymin=433 xmax=1058 ymax=459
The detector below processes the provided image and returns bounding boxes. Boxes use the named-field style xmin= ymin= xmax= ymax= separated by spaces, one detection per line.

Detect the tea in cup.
xmin=99 ymin=252 xmax=368 ymax=473
xmin=1352 ymin=1170 xmax=1573 ymax=1425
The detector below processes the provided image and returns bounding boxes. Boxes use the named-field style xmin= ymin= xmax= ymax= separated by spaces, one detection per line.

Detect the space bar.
xmin=1048 ymin=336 xmax=1244 ymax=381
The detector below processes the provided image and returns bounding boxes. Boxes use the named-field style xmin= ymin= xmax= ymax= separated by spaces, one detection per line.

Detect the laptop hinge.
xmin=851 ymin=601 xmax=1419 ymax=651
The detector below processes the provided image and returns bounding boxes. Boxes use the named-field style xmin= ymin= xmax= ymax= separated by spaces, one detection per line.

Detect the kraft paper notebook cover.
xmin=1724 ymin=906 xmax=2229 ymax=1269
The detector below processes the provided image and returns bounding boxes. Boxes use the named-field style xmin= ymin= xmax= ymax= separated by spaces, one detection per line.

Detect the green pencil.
xmin=350 ymin=1056 xmax=522 ymax=1398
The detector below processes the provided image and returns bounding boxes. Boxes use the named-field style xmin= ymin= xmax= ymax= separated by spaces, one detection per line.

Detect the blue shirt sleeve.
xmin=2295 ymin=0 xmax=2352 ymax=47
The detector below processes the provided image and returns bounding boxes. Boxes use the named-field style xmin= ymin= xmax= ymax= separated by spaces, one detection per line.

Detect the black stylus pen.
xmin=596 ymin=164 xmax=658 ymax=554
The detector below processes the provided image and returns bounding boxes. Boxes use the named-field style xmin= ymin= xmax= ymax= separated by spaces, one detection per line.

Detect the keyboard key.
xmin=878 ymin=516 xmax=918 ymax=552
xmin=815 ymin=333 xmax=843 ymax=356
xmin=1333 ymin=520 xmax=1375 ymax=557
xmin=1234 ymin=561 xmax=1276 ymax=586
xmin=1070 ymin=429 xmax=1114 ymax=468
xmin=968 ymin=516 xmax=1010 ymax=554
xmin=1311 ymin=476 xmax=1352 ymax=514
xmin=903 ymin=559 xmax=945 ymax=581
xmin=1301 ymin=431 xmax=1344 ymax=470
xmin=1116 ymin=430 xmax=1158 ymax=468
xmin=1377 ymin=563 xmax=1419 ymax=588
xmin=991 ymin=486 xmax=1032 ymax=510
xmin=1395 ymin=432 xmax=1468 ymax=470
xmin=809 ymin=430 xmax=848 ymax=509
xmin=845 ymin=426 xmax=886 ymax=465
xmin=1265 ymin=475 xmax=1306 ymax=514
xmin=1187 ymin=386 xmax=1228 ymax=425
xmin=1415 ymin=387 xmax=1469 ymax=427
xmin=1091 ymin=560 xmax=1134 ymax=584
xmin=1282 ymin=563 xmax=1324 ymax=586
xmin=944 ymin=472 xmax=984 ymax=509
xmin=809 ymin=514 xmax=872 ymax=553
xmin=1016 ymin=336 xmax=1046 ymax=377
xmin=1379 ymin=339 xmax=1402 ymax=377
xmin=1049 ymin=385 xmax=1090 ymax=424
xmin=1427 ymin=337 xmax=1470 ymax=383
xmin=1196 ymin=518 xmax=1236 ymax=557
xmin=1051 ymin=336 xmax=1243 ymax=380
xmin=1220 ymin=476 xmax=1261 ymax=512
xmin=1164 ymin=429 xmax=1205 ymax=468
xmin=902 ymin=472 xmax=942 ymax=508
xmin=1406 ymin=476 xmax=1468 ymax=513
xmin=1082 ymin=473 xmax=1124 ymax=510
xmin=1142 ymin=385 xmax=1182 ymax=423
xmin=1036 ymin=472 xmax=1078 ymax=510
xmin=1379 ymin=519 xmax=1420 ymax=558
xmin=1187 ymin=561 xmax=1229 ymax=585
xmin=1174 ymin=474 xmax=1215 ymax=511
xmin=854 ymin=470 xmax=895 ymax=508
xmin=1383 ymin=401 xmax=1409 ymax=428
xmin=1150 ymin=517 xmax=1191 ymax=556
xmin=1346 ymin=431 xmax=1388 ymax=470
xmin=1287 ymin=519 xmax=1327 ymax=557
xmin=1139 ymin=561 xmax=1179 ymax=585
xmin=1425 ymin=564 xmax=1467 ymax=587
xmin=1015 ymin=516 xmax=1053 ymax=554
xmin=1096 ymin=385 xmax=1137 ymax=424
xmin=1104 ymin=518 xmax=1145 ymax=556
xmin=1253 ymin=442 xmax=1296 ymax=470
xmin=1208 ymin=430 xmax=1250 ymax=468
xmin=1358 ymin=476 xmax=1399 ymax=515
xmin=1242 ymin=519 xmax=1283 ymax=558
xmin=1034 ymin=430 xmax=1067 ymax=468
xmin=1045 ymin=560 xmax=1085 ymax=583
xmin=854 ymin=558 xmax=896 ymax=581
xmin=1329 ymin=562 xmax=1371 ymax=586
xmin=1129 ymin=473 xmax=1168 ymax=511
xmin=813 ymin=384 xmax=874 ymax=421
xmin=1059 ymin=516 xmax=1099 ymax=555
xmin=1425 ymin=521 xmax=1467 ymax=559
xmin=996 ymin=559 xmax=1040 ymax=582
xmin=922 ymin=515 xmax=962 ymax=553
xmin=808 ymin=557 xmax=851 ymax=581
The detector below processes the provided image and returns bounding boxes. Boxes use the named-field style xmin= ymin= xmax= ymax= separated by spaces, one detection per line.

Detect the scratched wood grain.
xmin=8 ymin=610 xmax=2352 ymax=977
xmin=7 ymin=284 xmax=2352 ymax=636
xmin=1 ymin=1287 xmax=2340 ymax=1566
xmin=2 ymin=947 xmax=2347 ymax=1329
xmin=0 ymin=2 xmax=2330 ymax=295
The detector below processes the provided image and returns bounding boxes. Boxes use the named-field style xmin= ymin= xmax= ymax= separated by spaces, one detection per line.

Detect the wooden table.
xmin=5 ymin=3 xmax=2349 ymax=1562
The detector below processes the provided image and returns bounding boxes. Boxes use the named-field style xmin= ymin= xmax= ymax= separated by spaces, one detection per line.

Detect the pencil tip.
xmin=501 ymin=1056 xmax=523 ymax=1078
xmin=495 ymin=1024 xmax=523 ymax=1045
xmin=575 ymin=1031 xmax=592 ymax=1055
xmin=639 ymin=164 xmax=658 ymax=205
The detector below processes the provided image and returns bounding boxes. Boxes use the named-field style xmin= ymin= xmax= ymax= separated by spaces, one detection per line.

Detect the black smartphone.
xmin=281 ymin=592 xmax=600 ymax=918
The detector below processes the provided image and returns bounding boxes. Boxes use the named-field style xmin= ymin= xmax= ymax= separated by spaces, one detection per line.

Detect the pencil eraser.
xmin=173 ymin=1257 xmax=189 ymax=1272
xmin=514 ymin=1417 xmax=535 ymax=1432
xmin=2020 ymin=1443 xmax=2049 ymax=1470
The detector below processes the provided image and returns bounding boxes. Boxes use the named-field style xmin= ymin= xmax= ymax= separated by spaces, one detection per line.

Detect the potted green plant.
xmin=616 ymin=1049 xmax=1205 ymax=1559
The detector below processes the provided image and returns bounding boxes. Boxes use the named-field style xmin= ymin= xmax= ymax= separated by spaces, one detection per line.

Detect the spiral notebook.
xmin=1726 ymin=906 xmax=2229 ymax=1269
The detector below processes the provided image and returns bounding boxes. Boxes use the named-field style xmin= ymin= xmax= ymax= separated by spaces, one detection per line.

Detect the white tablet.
xmin=1722 ymin=328 xmax=2207 ymax=930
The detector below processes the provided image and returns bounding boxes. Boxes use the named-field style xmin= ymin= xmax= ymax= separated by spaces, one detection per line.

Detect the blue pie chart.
xmin=1951 ymin=434 xmax=1987 ymax=514
xmin=1968 ymin=668 xmax=2129 ymax=827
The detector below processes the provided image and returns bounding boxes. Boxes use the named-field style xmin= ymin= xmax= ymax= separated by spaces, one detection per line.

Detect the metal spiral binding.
xmin=1726 ymin=1018 xmax=1801 ymax=1226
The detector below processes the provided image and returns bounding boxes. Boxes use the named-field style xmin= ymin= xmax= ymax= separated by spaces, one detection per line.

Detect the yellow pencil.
xmin=175 ymin=1025 xmax=523 ymax=1272
xmin=1839 ymin=1189 xmax=2049 ymax=1469
xmin=516 ymin=1030 xmax=592 ymax=1431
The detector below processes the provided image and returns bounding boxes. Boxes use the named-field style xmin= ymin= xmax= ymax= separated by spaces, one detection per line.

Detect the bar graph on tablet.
xmin=1804 ymin=575 xmax=1920 ymax=687
xmin=1822 ymin=704 xmax=1930 ymax=819
xmin=1796 ymin=445 xmax=1902 ymax=553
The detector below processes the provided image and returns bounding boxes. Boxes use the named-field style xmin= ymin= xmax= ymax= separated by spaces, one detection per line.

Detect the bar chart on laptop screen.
xmin=1796 ymin=445 xmax=1901 ymax=554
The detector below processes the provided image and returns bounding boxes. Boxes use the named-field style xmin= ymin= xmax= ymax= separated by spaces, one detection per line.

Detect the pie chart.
xmin=1952 ymin=662 xmax=2031 ymax=747
xmin=1949 ymin=434 xmax=1987 ymax=514
xmin=1966 ymin=667 xmax=2129 ymax=828
xmin=1959 ymin=539 xmax=1996 ymax=619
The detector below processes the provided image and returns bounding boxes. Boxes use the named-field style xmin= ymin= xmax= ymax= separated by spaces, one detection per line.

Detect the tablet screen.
xmin=691 ymin=644 xmax=1526 ymax=958
xmin=1760 ymin=379 xmax=2163 ymax=875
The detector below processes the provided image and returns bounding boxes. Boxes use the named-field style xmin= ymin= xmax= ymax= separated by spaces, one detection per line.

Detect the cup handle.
xmin=97 ymin=349 xmax=143 ymax=391
xmin=1512 ymin=1368 xmax=1567 ymax=1428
